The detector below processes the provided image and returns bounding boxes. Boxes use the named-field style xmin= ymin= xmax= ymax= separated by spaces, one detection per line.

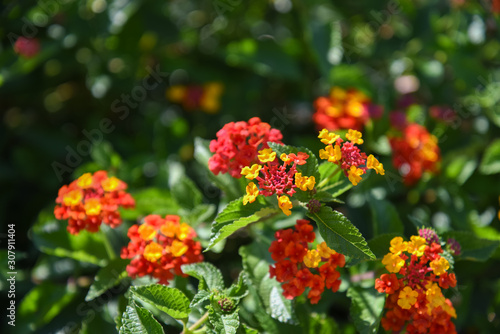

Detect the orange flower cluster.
xmin=120 ymin=215 xmax=203 ymax=284
xmin=54 ymin=171 xmax=135 ymax=235
xmin=389 ymin=123 xmax=440 ymax=185
xmin=313 ymin=87 xmax=382 ymax=131
xmin=375 ymin=236 xmax=457 ymax=333
xmin=166 ymin=82 xmax=223 ymax=113
xmin=269 ymin=219 xmax=345 ymax=304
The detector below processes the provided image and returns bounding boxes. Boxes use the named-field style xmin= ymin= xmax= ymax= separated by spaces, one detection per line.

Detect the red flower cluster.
xmin=208 ymin=117 xmax=283 ymax=178
xmin=241 ymin=148 xmax=315 ymax=216
xmin=166 ymin=82 xmax=223 ymax=113
xmin=318 ymin=129 xmax=385 ymax=186
xmin=313 ymin=87 xmax=382 ymax=131
xmin=14 ymin=37 xmax=40 ymax=58
xmin=376 ymin=236 xmax=457 ymax=333
xmin=269 ymin=219 xmax=345 ymax=304
xmin=389 ymin=123 xmax=440 ymax=185
xmin=54 ymin=171 xmax=135 ymax=235
xmin=120 ymin=215 xmax=203 ymax=284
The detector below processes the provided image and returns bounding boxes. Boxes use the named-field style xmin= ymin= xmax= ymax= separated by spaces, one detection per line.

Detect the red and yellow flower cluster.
xmin=241 ymin=148 xmax=315 ymax=216
xmin=166 ymin=82 xmax=224 ymax=113
xmin=54 ymin=171 xmax=135 ymax=235
xmin=313 ymin=87 xmax=382 ymax=131
xmin=120 ymin=214 xmax=203 ymax=285
xmin=389 ymin=123 xmax=440 ymax=185
xmin=209 ymin=117 xmax=283 ymax=178
xmin=375 ymin=236 xmax=457 ymax=333
xmin=269 ymin=219 xmax=345 ymax=304
xmin=318 ymin=129 xmax=385 ymax=186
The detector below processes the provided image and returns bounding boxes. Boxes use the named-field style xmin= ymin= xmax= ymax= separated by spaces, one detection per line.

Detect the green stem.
xmin=317 ymin=166 xmax=342 ymax=189
xmin=181 ymin=312 xmax=209 ymax=334
xmin=101 ymin=225 xmax=117 ymax=260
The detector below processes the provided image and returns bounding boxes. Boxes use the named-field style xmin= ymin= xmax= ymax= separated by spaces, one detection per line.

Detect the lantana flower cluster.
xmin=166 ymin=82 xmax=224 ymax=113
xmin=313 ymin=87 xmax=383 ymax=131
xmin=54 ymin=171 xmax=135 ymax=235
xmin=241 ymin=148 xmax=315 ymax=216
xmin=318 ymin=129 xmax=385 ymax=186
xmin=269 ymin=219 xmax=345 ymax=304
xmin=120 ymin=214 xmax=203 ymax=285
xmin=208 ymin=117 xmax=283 ymax=178
xmin=376 ymin=235 xmax=457 ymax=333
xmin=389 ymin=123 xmax=440 ymax=185
xmin=14 ymin=37 xmax=40 ymax=58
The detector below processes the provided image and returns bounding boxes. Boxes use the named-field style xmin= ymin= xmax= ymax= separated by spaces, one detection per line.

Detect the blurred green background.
xmin=1 ymin=0 xmax=500 ymax=333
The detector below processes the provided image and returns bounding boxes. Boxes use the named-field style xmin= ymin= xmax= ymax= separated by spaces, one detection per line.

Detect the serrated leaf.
xmin=268 ymin=142 xmax=320 ymax=181
xmin=190 ymin=290 xmax=211 ymax=308
xmin=347 ymin=286 xmax=385 ymax=334
xmin=479 ymin=139 xmax=500 ymax=174
xmin=267 ymin=285 xmax=295 ymax=323
xmin=226 ymin=271 xmax=248 ymax=300
xmin=307 ymin=206 xmax=375 ymax=261
xmin=119 ymin=300 xmax=164 ymax=334
xmin=367 ymin=233 xmax=404 ymax=259
xmin=207 ymin=197 xmax=277 ymax=250
xmin=86 ymin=258 xmax=130 ymax=301
xmin=172 ymin=176 xmax=203 ymax=210
xmin=194 ymin=137 xmax=242 ymax=200
xmin=240 ymin=243 xmax=297 ymax=325
xmin=442 ymin=231 xmax=500 ymax=262
xmin=367 ymin=197 xmax=404 ymax=235
xmin=181 ymin=262 xmax=224 ymax=292
xmin=130 ymin=285 xmax=190 ymax=320
xmin=208 ymin=306 xmax=240 ymax=334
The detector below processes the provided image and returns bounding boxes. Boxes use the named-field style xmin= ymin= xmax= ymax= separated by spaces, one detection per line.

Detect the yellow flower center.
xmin=84 ymin=198 xmax=102 ymax=216
xmin=143 ymin=242 xmax=163 ymax=262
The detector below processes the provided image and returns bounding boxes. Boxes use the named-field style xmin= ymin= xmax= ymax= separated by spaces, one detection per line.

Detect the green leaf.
xmin=193 ymin=137 xmax=242 ymax=200
xmin=207 ymin=197 xmax=278 ymax=251
xmin=130 ymin=285 xmax=191 ymax=320
xmin=479 ymin=139 xmax=500 ymax=174
xmin=226 ymin=271 xmax=248 ymax=300
xmin=32 ymin=209 xmax=109 ymax=266
xmin=239 ymin=323 xmax=259 ymax=334
xmin=119 ymin=300 xmax=164 ymax=334
xmin=442 ymin=231 xmax=500 ymax=262
xmin=445 ymin=154 xmax=478 ymax=185
xmin=318 ymin=162 xmax=352 ymax=197
xmin=268 ymin=142 xmax=320 ymax=181
xmin=307 ymin=206 xmax=375 ymax=261
xmin=190 ymin=290 xmax=211 ymax=308
xmin=239 ymin=242 xmax=297 ymax=325
xmin=347 ymin=286 xmax=385 ymax=334
xmin=297 ymin=309 xmax=340 ymax=334
xmin=172 ymin=176 xmax=203 ymax=210
xmin=367 ymin=233 xmax=404 ymax=259
xmin=120 ymin=188 xmax=180 ymax=220
xmin=367 ymin=197 xmax=404 ymax=235
xmin=314 ymin=190 xmax=344 ymax=204
xmin=86 ymin=258 xmax=130 ymax=301
xmin=208 ymin=306 xmax=240 ymax=334
xmin=181 ymin=262 xmax=225 ymax=292
xmin=18 ymin=281 xmax=78 ymax=331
